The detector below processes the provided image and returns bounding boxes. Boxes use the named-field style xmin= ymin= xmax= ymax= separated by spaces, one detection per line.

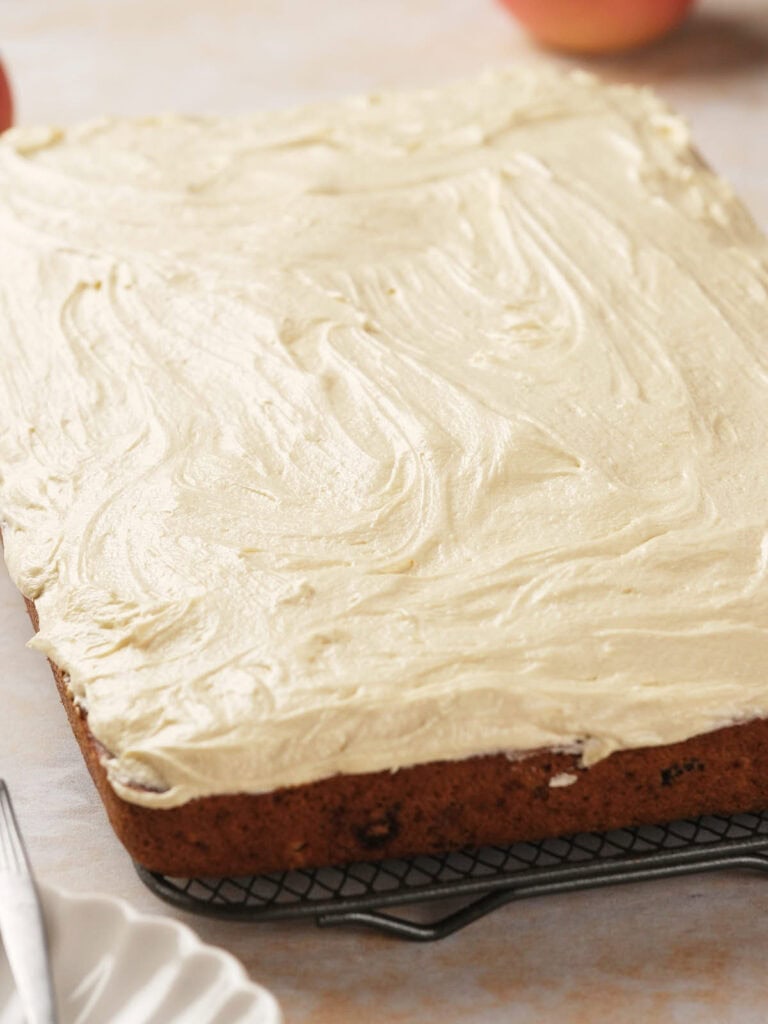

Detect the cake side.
xmin=28 ymin=598 xmax=768 ymax=876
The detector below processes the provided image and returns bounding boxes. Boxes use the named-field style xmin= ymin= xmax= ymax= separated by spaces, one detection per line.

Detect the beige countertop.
xmin=2 ymin=1 xmax=768 ymax=1020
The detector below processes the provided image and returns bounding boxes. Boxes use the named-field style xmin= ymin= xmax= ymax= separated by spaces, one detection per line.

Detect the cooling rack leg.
xmin=316 ymin=888 xmax=530 ymax=941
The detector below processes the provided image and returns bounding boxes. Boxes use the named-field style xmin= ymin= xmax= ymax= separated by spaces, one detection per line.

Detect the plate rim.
xmin=31 ymin=880 xmax=283 ymax=1023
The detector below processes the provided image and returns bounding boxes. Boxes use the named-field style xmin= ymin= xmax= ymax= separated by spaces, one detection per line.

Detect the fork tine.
xmin=0 ymin=780 xmax=59 ymax=1023
xmin=0 ymin=779 xmax=28 ymax=873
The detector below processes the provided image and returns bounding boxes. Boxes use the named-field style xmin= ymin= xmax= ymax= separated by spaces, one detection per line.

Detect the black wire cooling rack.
xmin=136 ymin=810 xmax=768 ymax=941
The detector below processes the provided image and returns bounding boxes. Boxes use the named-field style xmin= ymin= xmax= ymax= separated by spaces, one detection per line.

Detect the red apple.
xmin=499 ymin=0 xmax=695 ymax=54
xmin=0 ymin=59 xmax=13 ymax=133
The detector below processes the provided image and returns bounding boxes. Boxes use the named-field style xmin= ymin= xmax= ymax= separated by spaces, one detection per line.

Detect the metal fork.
xmin=0 ymin=780 xmax=58 ymax=1023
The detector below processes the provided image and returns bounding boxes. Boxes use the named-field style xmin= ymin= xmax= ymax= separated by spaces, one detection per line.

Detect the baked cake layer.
xmin=30 ymin=593 xmax=768 ymax=876
xmin=2 ymin=69 xmax=768 ymax=819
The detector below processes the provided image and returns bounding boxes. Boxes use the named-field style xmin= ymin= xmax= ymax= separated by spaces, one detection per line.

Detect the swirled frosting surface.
xmin=2 ymin=68 xmax=768 ymax=807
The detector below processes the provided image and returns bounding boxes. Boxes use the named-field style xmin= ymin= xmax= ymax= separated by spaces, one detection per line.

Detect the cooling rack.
xmin=136 ymin=809 xmax=768 ymax=941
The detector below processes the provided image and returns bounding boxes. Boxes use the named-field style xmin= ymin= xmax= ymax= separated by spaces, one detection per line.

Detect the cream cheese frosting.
xmin=2 ymin=67 xmax=768 ymax=808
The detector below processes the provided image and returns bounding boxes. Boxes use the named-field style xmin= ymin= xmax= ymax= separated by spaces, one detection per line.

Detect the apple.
xmin=498 ymin=0 xmax=695 ymax=54
xmin=0 ymin=59 xmax=13 ymax=132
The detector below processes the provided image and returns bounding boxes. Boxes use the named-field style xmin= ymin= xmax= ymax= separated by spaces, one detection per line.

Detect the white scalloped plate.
xmin=0 ymin=884 xmax=282 ymax=1023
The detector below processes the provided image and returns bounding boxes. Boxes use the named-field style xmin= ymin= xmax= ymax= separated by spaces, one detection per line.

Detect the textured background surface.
xmin=2 ymin=0 xmax=768 ymax=1019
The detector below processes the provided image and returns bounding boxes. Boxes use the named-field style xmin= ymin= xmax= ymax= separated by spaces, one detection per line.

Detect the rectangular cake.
xmin=3 ymin=67 xmax=768 ymax=876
